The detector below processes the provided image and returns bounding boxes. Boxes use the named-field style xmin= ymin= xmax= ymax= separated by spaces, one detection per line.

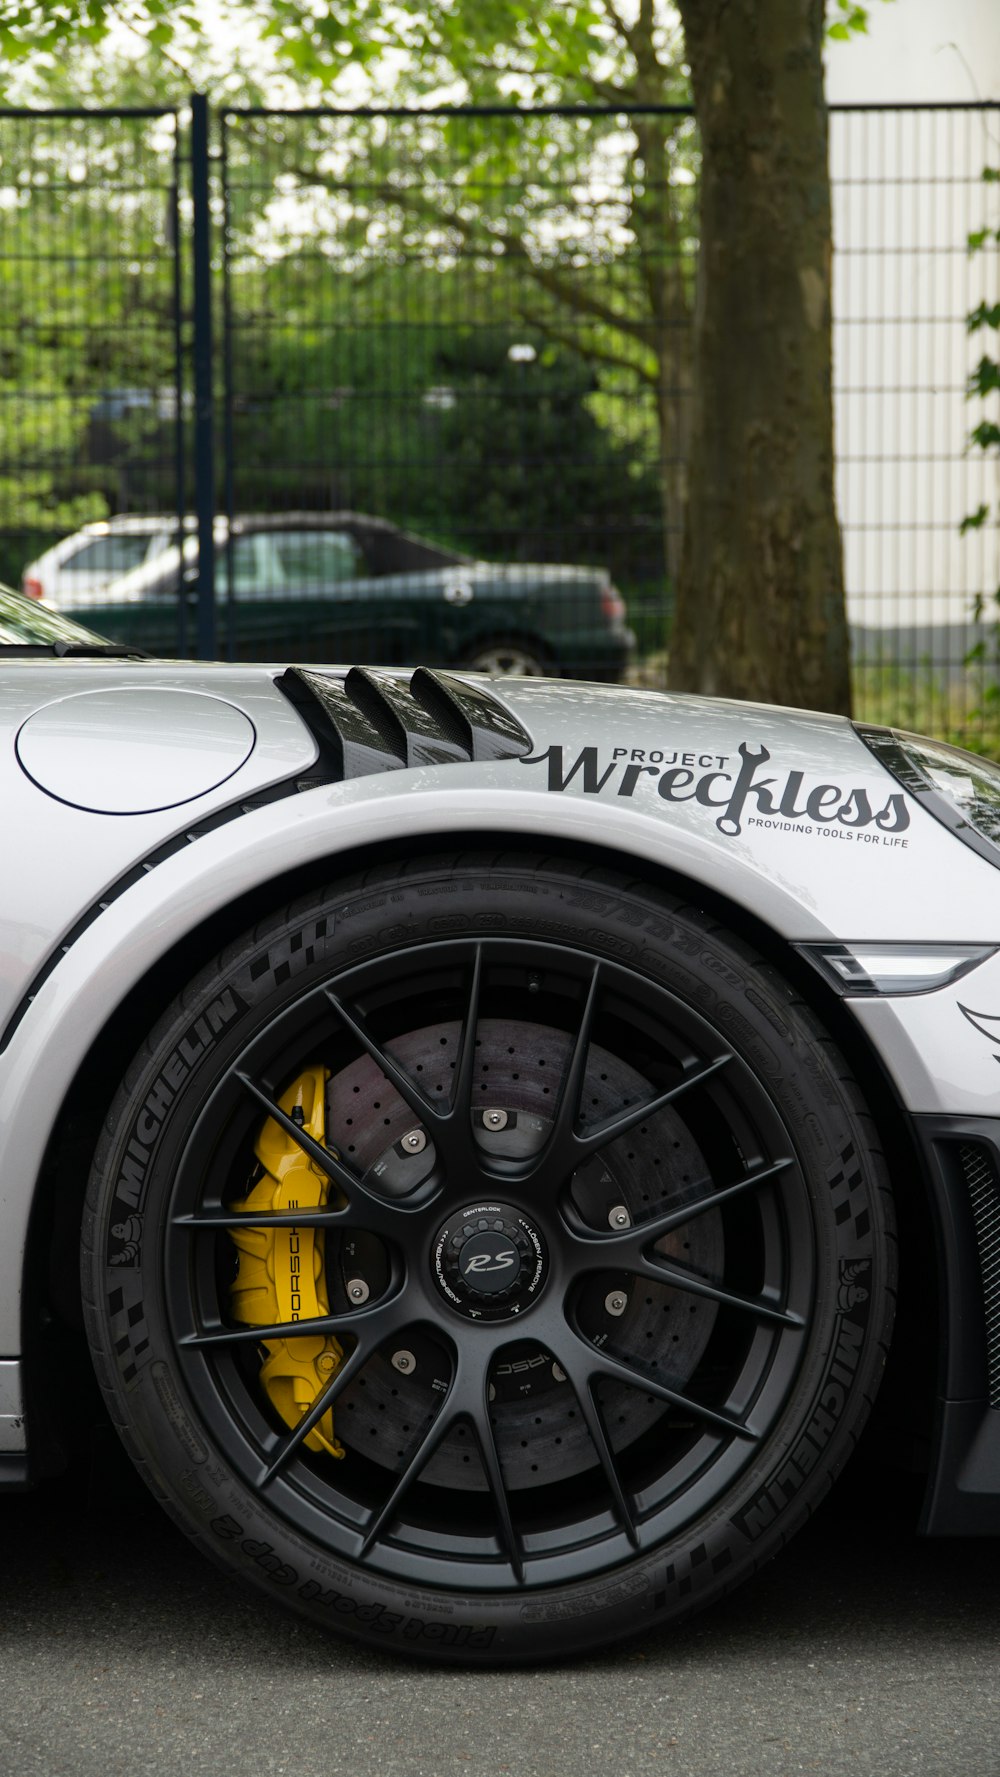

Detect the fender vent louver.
xmin=0 ymin=669 xmax=532 ymax=1053
xmin=958 ymin=1141 xmax=1000 ymax=1407
xmin=275 ymin=666 xmax=533 ymax=776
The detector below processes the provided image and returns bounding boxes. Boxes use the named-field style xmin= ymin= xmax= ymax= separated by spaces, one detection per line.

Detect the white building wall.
xmin=826 ymin=2 xmax=999 ymax=659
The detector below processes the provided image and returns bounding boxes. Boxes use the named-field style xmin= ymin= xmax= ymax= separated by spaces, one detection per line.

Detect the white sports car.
xmin=2 ymin=584 xmax=999 ymax=1663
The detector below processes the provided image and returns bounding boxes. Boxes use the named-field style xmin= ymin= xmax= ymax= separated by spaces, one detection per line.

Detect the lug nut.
xmin=391 ymin=1349 xmax=416 ymax=1374
xmin=483 ymin=1108 xmax=508 ymax=1130
xmin=608 ymin=1204 xmax=631 ymax=1230
xmin=347 ymin=1278 xmax=370 ymax=1304
xmin=605 ymin=1290 xmax=628 ymax=1318
xmin=402 ymin=1129 xmax=427 ymax=1153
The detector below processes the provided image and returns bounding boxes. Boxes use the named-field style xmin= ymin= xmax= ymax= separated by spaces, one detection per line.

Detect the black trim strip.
xmin=0 ymin=772 xmax=316 ymax=1056
xmin=855 ymin=723 xmax=1000 ymax=875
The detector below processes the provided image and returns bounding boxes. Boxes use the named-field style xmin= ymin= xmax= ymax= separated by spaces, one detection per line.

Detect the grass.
xmin=625 ymin=650 xmax=1000 ymax=761
xmin=852 ymin=661 xmax=1000 ymax=759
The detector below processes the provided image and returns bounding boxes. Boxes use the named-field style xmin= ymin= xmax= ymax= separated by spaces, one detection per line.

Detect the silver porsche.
xmin=2 ymin=583 xmax=998 ymax=1663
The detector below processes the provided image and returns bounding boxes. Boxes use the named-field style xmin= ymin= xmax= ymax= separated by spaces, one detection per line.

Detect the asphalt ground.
xmin=1 ymin=1450 xmax=998 ymax=1777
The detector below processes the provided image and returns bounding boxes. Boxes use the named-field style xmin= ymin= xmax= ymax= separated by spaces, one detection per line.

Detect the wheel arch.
xmin=18 ymin=814 xmax=935 ymax=1489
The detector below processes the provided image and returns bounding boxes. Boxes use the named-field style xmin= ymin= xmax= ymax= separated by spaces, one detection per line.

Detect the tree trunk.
xmin=670 ymin=0 xmax=851 ymax=714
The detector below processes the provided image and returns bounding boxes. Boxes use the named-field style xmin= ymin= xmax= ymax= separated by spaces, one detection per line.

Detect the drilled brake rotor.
xmin=325 ymin=1019 xmax=722 ymax=1491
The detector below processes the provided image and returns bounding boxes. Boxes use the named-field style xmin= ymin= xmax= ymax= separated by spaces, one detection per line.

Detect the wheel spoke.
xmin=568 ymin=1326 xmax=759 ymax=1443
xmin=630 ymin=1155 xmax=798 ymax=1238
xmin=359 ymin=1394 xmax=460 ymax=1557
xmin=180 ymin=1291 xmax=404 ymax=1350
xmin=233 ymin=1071 xmax=408 ymax=1232
xmin=173 ymin=1207 xmax=353 ymax=1232
xmin=449 ymin=943 xmax=484 ymax=1118
xmin=626 ymin=1255 xmax=804 ymax=1328
xmin=258 ymin=1337 xmax=371 ymax=1484
xmin=468 ymin=1388 xmax=524 ymax=1583
xmin=528 ymin=963 xmax=601 ymax=1177
xmin=570 ymin=1051 xmax=734 ymax=1162
xmin=561 ymin=1156 xmax=797 ymax=1250
xmin=556 ymin=1348 xmax=639 ymax=1547
xmin=324 ymin=987 xmax=440 ymax=1129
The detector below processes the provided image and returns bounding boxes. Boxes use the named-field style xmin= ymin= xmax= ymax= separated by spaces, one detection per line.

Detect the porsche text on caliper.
xmin=228 ymin=1065 xmax=345 ymax=1459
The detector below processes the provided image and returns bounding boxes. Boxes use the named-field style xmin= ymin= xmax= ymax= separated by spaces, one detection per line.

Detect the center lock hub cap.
xmin=432 ymin=1202 xmax=547 ymax=1322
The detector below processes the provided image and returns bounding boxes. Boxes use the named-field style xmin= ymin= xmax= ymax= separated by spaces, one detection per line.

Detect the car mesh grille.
xmin=959 ymin=1141 xmax=1000 ymax=1407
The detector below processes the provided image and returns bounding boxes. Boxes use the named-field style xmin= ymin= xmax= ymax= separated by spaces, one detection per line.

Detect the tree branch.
xmin=513 ymin=308 xmax=660 ymax=386
xmin=119 ymin=9 xmax=199 ymax=81
xmin=599 ymin=0 xmax=639 ymax=53
xmin=297 ymin=163 xmax=656 ymax=345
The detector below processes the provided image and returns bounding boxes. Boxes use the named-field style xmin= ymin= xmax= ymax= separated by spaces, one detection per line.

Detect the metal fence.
xmin=0 ymin=98 xmax=997 ymax=740
xmin=0 ymin=108 xmax=185 ymax=611
xmin=831 ymin=104 xmax=1000 ymax=742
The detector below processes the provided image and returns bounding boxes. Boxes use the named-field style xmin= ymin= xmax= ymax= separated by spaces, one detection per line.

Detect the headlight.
xmin=856 ymin=724 xmax=1000 ymax=870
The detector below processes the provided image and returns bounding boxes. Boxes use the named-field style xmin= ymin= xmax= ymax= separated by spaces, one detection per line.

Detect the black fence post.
xmin=169 ymin=119 xmax=188 ymax=658
xmin=190 ymin=93 xmax=216 ymax=659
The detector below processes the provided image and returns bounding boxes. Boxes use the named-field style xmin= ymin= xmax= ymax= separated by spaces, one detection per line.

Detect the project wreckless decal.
xmin=520 ymin=740 xmax=910 ymax=840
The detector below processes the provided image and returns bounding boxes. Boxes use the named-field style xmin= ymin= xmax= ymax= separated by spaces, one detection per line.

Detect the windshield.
xmin=0 ymin=582 xmax=115 ymax=648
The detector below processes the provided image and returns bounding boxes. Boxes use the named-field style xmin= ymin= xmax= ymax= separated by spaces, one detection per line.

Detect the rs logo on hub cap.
xmin=433 ymin=1203 xmax=547 ymax=1322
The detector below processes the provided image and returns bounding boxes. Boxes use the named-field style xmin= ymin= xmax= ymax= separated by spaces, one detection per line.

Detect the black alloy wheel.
xmin=84 ymin=857 xmax=895 ymax=1663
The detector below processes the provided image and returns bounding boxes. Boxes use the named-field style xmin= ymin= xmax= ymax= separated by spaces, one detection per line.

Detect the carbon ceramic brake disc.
xmin=324 ymin=1020 xmax=722 ymax=1490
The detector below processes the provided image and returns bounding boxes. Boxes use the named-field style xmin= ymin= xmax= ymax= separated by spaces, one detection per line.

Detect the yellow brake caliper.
xmin=228 ymin=1065 xmax=345 ymax=1459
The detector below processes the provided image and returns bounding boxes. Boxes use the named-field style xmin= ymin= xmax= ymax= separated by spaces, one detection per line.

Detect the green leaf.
xmin=825 ymin=0 xmax=875 ymax=39
xmin=968 ymin=357 xmax=1000 ymax=399
xmin=961 ymin=504 xmax=990 ymax=535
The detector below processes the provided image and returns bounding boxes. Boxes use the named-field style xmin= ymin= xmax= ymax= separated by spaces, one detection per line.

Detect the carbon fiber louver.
xmin=275 ymin=666 xmax=533 ymax=778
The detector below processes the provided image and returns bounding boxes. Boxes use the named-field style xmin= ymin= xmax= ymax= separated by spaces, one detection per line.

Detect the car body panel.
xmin=851 ymin=975 xmax=1000 ymax=1116
xmin=2 ymin=665 xmax=999 ymax=1040
xmin=2 ymin=664 xmax=1000 ymax=1371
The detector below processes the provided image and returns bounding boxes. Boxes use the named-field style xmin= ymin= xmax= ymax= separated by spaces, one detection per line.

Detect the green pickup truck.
xmin=39 ymin=513 xmax=635 ymax=679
